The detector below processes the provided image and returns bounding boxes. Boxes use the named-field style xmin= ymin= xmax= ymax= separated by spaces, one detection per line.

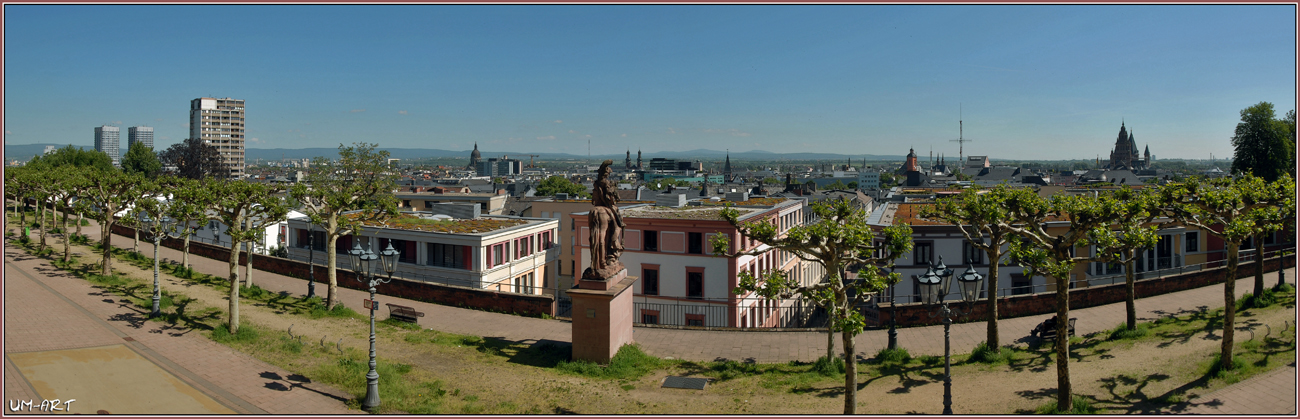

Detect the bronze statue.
xmin=584 ymin=160 xmax=626 ymax=280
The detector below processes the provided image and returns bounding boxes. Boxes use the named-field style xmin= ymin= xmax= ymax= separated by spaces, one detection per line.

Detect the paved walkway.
xmin=1178 ymin=363 xmax=1297 ymax=415
xmin=3 ymin=240 xmax=358 ymax=415
xmin=16 ymin=216 xmax=1298 ymax=414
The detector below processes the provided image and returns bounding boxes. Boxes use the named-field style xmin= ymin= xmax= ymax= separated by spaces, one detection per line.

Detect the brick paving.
xmin=36 ymin=217 xmax=1300 ymax=414
xmin=3 ymin=240 xmax=358 ymax=415
xmin=1176 ymin=363 xmax=1297 ymax=415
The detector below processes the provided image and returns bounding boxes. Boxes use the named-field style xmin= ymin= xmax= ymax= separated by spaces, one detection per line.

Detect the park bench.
xmin=1031 ymin=317 xmax=1076 ymax=341
xmin=385 ymin=303 xmax=425 ymax=323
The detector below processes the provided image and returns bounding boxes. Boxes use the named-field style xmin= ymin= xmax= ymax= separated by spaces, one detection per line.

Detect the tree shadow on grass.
xmin=468 ymin=337 xmax=572 ymax=369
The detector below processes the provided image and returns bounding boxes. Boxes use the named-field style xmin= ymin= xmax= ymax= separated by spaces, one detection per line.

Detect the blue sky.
xmin=4 ymin=4 xmax=1295 ymax=160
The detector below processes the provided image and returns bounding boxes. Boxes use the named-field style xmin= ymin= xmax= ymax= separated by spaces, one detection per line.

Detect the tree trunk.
xmin=100 ymin=221 xmax=114 ymax=276
xmin=228 ymin=231 xmax=242 ymax=334
xmin=62 ymin=209 xmax=71 ymax=263
xmin=327 ymin=235 xmax=340 ymax=309
xmin=1054 ymin=273 xmax=1072 ymax=413
xmin=76 ymin=212 xmax=83 ymax=237
xmin=1253 ymin=234 xmax=1265 ymax=297
xmin=842 ymin=325 xmax=857 ymax=415
xmin=38 ymin=198 xmax=47 ymax=251
xmin=1125 ymin=249 xmax=1137 ymax=330
xmin=133 ymin=227 xmax=140 ymax=254
xmin=985 ymin=246 xmax=1001 ymax=348
xmin=1222 ymin=244 xmax=1238 ymax=371
xmin=825 ymin=304 xmax=836 ymax=361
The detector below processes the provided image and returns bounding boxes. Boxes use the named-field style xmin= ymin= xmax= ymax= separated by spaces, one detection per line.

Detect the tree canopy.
xmin=27 ymin=145 xmax=115 ymax=172
xmin=536 ymin=176 xmax=588 ymax=197
xmin=121 ymin=141 xmax=162 ymax=179
xmin=1231 ymin=102 xmax=1294 ymax=182
xmin=289 ymin=143 xmax=401 ymax=309
xmin=160 ymin=138 xmax=224 ymax=179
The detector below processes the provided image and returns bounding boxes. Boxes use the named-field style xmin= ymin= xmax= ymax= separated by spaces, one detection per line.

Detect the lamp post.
xmin=350 ymin=239 xmax=398 ymax=414
xmin=916 ymin=256 xmax=984 ymax=415
xmin=307 ymin=223 xmax=315 ymax=299
xmin=888 ymin=266 xmax=898 ymax=350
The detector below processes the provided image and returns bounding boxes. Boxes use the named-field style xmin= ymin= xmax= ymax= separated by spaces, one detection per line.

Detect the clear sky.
xmin=3 ymin=4 xmax=1296 ymax=160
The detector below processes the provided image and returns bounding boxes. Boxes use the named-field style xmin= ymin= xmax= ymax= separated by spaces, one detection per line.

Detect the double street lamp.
xmin=915 ymin=256 xmax=984 ymax=415
xmin=349 ymin=240 xmax=398 ymax=414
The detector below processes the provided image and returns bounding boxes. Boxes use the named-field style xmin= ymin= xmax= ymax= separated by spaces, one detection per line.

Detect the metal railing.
xmin=872 ymin=246 xmax=1294 ymax=304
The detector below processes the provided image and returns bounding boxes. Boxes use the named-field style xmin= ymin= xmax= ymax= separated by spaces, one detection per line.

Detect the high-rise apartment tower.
xmin=190 ymin=97 xmax=245 ymax=179
xmin=127 ymin=126 xmax=154 ymax=151
xmin=94 ymin=125 xmax=121 ymax=168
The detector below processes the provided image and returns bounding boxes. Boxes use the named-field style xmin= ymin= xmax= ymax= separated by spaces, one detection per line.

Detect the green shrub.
xmin=239 ymin=284 xmax=270 ymax=299
xmin=1238 ymin=289 xmax=1278 ymax=310
xmin=873 ymin=347 xmax=912 ymax=364
xmin=1033 ymin=395 xmax=1098 ymax=414
xmin=969 ymin=342 xmax=1014 ymax=364
xmin=307 ymin=299 xmax=361 ymax=319
xmin=1205 ymin=352 xmax=1248 ymax=381
xmin=133 ymin=294 xmax=175 ymax=311
xmin=812 ymin=355 xmax=847 ymax=376
xmin=1107 ymin=323 xmax=1151 ymax=341
xmin=709 ymin=359 xmax=761 ymax=380
xmin=211 ymin=323 xmax=261 ymax=344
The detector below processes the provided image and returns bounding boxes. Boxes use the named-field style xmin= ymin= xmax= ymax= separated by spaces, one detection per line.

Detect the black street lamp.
xmin=888 ymin=266 xmax=898 ymax=350
xmin=916 ymin=256 xmax=984 ymax=415
xmin=307 ymin=223 xmax=315 ymax=299
xmin=349 ymin=239 xmax=398 ymax=414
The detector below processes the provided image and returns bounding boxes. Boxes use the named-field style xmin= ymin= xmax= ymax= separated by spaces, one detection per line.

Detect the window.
xmin=1265 ymin=231 xmax=1276 ymax=245
xmin=913 ymin=242 xmax=933 ymax=265
xmin=336 ymin=235 xmax=354 ymax=254
xmin=402 ymin=200 xmax=410 ymax=207
xmin=516 ymin=236 xmax=533 ymax=258
xmin=642 ymin=268 xmax=659 ymax=295
xmin=426 ymin=243 xmax=467 ymax=269
xmin=540 ymin=230 xmax=553 ymax=250
xmin=489 ymin=243 xmax=508 ymax=268
xmin=513 ymin=272 xmax=535 ymax=294
xmin=688 ymin=232 xmax=704 ymax=254
xmin=641 ymin=310 xmax=660 ymax=325
xmin=379 ymin=238 xmax=417 ymax=264
xmin=685 ymin=314 xmax=705 ymax=327
xmin=424 ymin=201 xmax=434 ymax=209
xmin=1011 ymin=274 xmax=1032 ymax=295
xmin=1185 ymin=232 xmax=1199 ymax=253
xmin=643 ymin=230 xmax=658 ymax=252
xmin=963 ymin=241 xmax=984 ymax=264
xmin=687 ymin=271 xmax=704 ymax=299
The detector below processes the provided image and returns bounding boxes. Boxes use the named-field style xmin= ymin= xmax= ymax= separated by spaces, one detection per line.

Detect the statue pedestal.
xmin=568 ymin=271 xmax=636 ymax=364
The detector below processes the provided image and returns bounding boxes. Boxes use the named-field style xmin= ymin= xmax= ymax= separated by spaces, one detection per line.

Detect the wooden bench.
xmin=385 ymin=303 xmax=425 ymax=323
xmin=1032 ymin=317 xmax=1077 ymax=340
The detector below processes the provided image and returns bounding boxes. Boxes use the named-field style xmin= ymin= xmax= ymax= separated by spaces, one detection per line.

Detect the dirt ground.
xmin=18 ymin=229 xmax=1299 ymax=414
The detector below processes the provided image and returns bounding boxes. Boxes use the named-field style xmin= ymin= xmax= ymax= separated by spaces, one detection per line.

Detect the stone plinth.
xmin=567 ymin=274 xmax=636 ymax=364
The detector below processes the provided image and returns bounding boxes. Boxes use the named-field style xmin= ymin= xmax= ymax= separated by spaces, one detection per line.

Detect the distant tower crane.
xmin=525 ymin=154 xmax=540 ymax=168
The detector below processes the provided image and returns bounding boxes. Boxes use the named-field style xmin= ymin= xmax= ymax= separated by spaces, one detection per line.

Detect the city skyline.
xmin=3 ymin=4 xmax=1296 ymax=160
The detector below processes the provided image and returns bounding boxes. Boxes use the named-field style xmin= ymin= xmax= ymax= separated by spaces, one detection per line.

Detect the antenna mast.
xmin=950 ymin=103 xmax=975 ymax=167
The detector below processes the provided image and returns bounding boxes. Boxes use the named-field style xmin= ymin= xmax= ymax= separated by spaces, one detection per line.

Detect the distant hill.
xmin=6 ymin=143 xmax=906 ymax=162
xmin=3 ymin=143 xmax=94 ymax=160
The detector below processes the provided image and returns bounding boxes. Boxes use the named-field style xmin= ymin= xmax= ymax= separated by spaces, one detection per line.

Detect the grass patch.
xmin=968 ymin=341 xmax=1014 ymax=364
xmin=211 ymin=322 xmax=262 ymax=344
xmin=556 ymin=344 xmax=670 ymax=380
xmin=305 ymin=298 xmax=363 ymax=319
xmin=1033 ymin=395 xmax=1098 ymax=414
xmin=1106 ymin=322 xmax=1151 ymax=341
xmin=381 ymin=317 xmax=422 ymax=330
xmin=311 ymin=354 xmax=449 ymax=414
